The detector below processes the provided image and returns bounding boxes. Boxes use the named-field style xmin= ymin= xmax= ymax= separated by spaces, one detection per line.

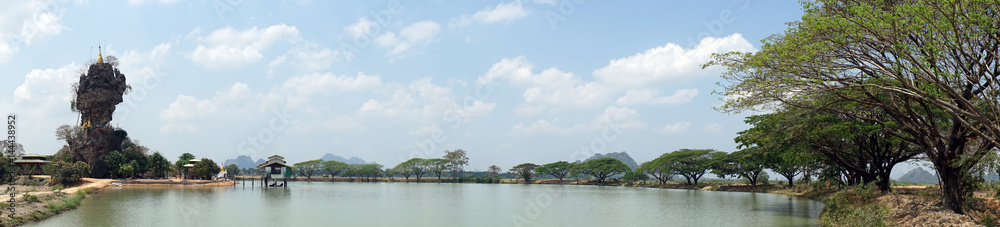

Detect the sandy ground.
xmin=117 ymin=178 xmax=236 ymax=188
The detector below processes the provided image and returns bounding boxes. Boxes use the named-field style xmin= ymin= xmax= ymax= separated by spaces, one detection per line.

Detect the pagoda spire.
xmin=97 ymin=46 xmax=104 ymax=64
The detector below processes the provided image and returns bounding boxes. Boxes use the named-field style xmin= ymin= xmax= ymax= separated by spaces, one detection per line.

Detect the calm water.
xmin=31 ymin=182 xmax=823 ymax=226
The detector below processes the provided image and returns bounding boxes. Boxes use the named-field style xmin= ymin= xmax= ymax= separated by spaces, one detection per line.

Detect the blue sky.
xmin=0 ymin=0 xmax=832 ymax=173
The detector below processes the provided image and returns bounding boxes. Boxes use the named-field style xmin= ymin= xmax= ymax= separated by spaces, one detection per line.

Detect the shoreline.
xmin=0 ymin=177 xmax=236 ymax=226
xmin=11 ymin=176 xmax=994 ymax=226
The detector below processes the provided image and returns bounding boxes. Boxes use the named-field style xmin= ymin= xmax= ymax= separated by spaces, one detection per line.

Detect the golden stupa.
xmin=96 ymin=46 xmax=104 ymax=64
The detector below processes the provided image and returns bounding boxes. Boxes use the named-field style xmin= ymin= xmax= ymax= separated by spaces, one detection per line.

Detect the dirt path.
xmin=0 ymin=178 xmax=114 ymax=201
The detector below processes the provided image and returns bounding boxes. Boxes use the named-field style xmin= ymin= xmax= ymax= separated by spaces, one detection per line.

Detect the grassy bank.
xmin=0 ymin=188 xmax=93 ymax=227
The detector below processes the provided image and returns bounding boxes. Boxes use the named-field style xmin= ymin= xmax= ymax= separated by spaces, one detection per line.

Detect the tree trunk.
xmin=935 ymin=163 xmax=966 ymax=214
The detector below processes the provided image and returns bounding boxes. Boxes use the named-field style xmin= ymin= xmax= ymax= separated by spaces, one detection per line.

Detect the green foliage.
xmin=224 ymin=164 xmax=241 ymax=176
xmin=535 ymin=161 xmax=573 ymax=182
xmin=191 ymin=158 xmax=220 ymax=180
xmin=822 ymin=181 xmax=887 ymax=226
xmin=510 ymin=163 xmax=538 ymax=184
xmin=44 ymin=161 xmax=90 ymax=186
xmin=425 ymin=158 xmax=450 ymax=180
xmin=103 ymin=150 xmax=126 ymax=178
xmin=638 ymin=157 xmax=675 ymax=185
xmin=621 ymin=170 xmax=648 ymax=184
xmin=174 ymin=153 xmax=196 ymax=175
xmin=22 ymin=193 xmax=40 ymax=203
xmin=575 ymin=158 xmax=630 ymax=184
xmin=657 ymin=149 xmax=721 ymax=185
xmin=294 ymin=159 xmax=323 ymax=180
xmin=711 ymin=149 xmax=765 ymax=186
xmin=394 ymin=158 xmax=427 ymax=181
xmin=320 ymin=160 xmax=348 ymax=179
xmin=147 ymin=152 xmax=171 ymax=178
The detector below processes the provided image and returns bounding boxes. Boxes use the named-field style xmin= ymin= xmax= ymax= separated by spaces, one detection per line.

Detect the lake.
xmin=30 ymin=182 xmax=823 ymax=226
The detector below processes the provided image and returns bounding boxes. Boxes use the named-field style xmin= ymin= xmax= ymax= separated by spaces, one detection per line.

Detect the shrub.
xmin=22 ymin=194 xmax=40 ymax=203
xmin=44 ymin=161 xmax=90 ymax=186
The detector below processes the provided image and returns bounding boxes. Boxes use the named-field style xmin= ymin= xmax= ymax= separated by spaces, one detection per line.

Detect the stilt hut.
xmin=257 ymin=155 xmax=292 ymax=187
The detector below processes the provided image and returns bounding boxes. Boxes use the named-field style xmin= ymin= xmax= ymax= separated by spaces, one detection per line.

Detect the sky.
xmin=0 ymin=0 xmax=882 ymax=174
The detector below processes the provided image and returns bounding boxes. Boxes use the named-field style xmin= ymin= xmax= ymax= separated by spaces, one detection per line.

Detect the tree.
xmin=487 ymin=165 xmax=502 ymax=177
xmin=0 ymin=157 xmax=15 ymax=184
xmin=224 ymin=164 xmax=241 ymax=176
xmin=400 ymin=158 xmax=428 ymax=181
xmin=535 ymin=161 xmax=573 ymax=183
xmin=191 ymin=158 xmax=220 ymax=180
xmin=444 ymin=149 xmax=469 ymax=179
xmin=510 ymin=163 xmax=538 ymax=183
xmin=711 ymin=149 xmax=765 ymax=186
xmin=0 ymin=140 xmax=24 ymax=158
xmin=621 ymin=170 xmax=648 ymax=184
xmin=294 ymin=159 xmax=323 ymax=181
xmin=44 ymin=161 xmax=90 ymax=186
xmin=709 ymin=0 xmax=1000 ymax=213
xmin=359 ymin=163 xmax=384 ymax=181
xmin=638 ymin=158 xmax=675 ymax=186
xmin=174 ymin=153 xmax=195 ymax=177
xmin=426 ymin=158 xmax=449 ymax=181
xmin=575 ymin=158 xmax=630 ymax=184
xmin=103 ymin=150 xmax=126 ymax=179
xmin=148 ymin=152 xmax=171 ymax=178
xmin=321 ymin=160 xmax=349 ymax=180
xmin=659 ymin=149 xmax=721 ymax=185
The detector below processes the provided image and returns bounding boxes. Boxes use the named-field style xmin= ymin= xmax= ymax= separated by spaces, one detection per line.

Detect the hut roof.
xmin=13 ymin=159 xmax=49 ymax=164
xmin=258 ymin=161 xmax=292 ymax=169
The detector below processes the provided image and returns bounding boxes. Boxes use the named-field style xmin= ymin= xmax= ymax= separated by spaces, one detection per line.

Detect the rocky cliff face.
xmin=69 ymin=128 xmax=126 ymax=177
xmin=69 ymin=62 xmax=129 ymax=177
xmin=74 ymin=63 xmax=127 ymax=127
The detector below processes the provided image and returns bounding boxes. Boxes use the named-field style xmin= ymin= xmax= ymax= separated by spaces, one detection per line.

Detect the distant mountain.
xmin=898 ymin=167 xmax=938 ymax=185
xmin=223 ymin=155 xmax=264 ymax=170
xmin=579 ymin=151 xmax=639 ymax=170
xmin=321 ymin=153 xmax=371 ymax=164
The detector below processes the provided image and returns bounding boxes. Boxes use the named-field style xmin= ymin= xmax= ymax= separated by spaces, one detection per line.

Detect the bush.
xmin=44 ymin=161 xmax=90 ymax=186
xmin=822 ymin=181 xmax=887 ymax=226
xmin=0 ymin=157 xmax=16 ymax=184
xmin=22 ymin=194 xmax=40 ymax=203
xmin=12 ymin=176 xmax=46 ymax=186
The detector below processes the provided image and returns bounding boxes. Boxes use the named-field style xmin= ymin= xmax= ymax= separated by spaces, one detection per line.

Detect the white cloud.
xmin=477 ymin=56 xmax=611 ymax=116
xmin=279 ymin=72 xmax=382 ymax=95
xmin=12 ymin=63 xmax=80 ymax=114
xmin=290 ymin=44 xmax=344 ymax=72
xmin=451 ymin=1 xmax=529 ymax=27
xmin=374 ymin=20 xmax=440 ymax=56
xmin=661 ymin=122 xmax=692 ymax=133
xmin=511 ymin=119 xmax=585 ymax=135
xmin=615 ymin=88 xmax=698 ymax=106
xmin=356 ymin=78 xmax=452 ymax=122
xmin=592 ymin=106 xmax=645 ymax=130
xmin=267 ymin=55 xmax=287 ymax=76
xmin=117 ymin=43 xmax=172 ymax=84
xmin=702 ymin=123 xmax=723 ymax=133
xmin=594 ymin=33 xmax=755 ymax=87
xmin=0 ymin=1 xmax=71 ymax=62
xmin=188 ymin=24 xmax=301 ymax=69
xmin=345 ymin=17 xmax=376 ymax=39
xmin=409 ymin=124 xmax=442 ymax=136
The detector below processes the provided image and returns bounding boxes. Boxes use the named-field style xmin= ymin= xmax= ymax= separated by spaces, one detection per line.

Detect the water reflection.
xmin=30 ymin=183 xmax=823 ymax=227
